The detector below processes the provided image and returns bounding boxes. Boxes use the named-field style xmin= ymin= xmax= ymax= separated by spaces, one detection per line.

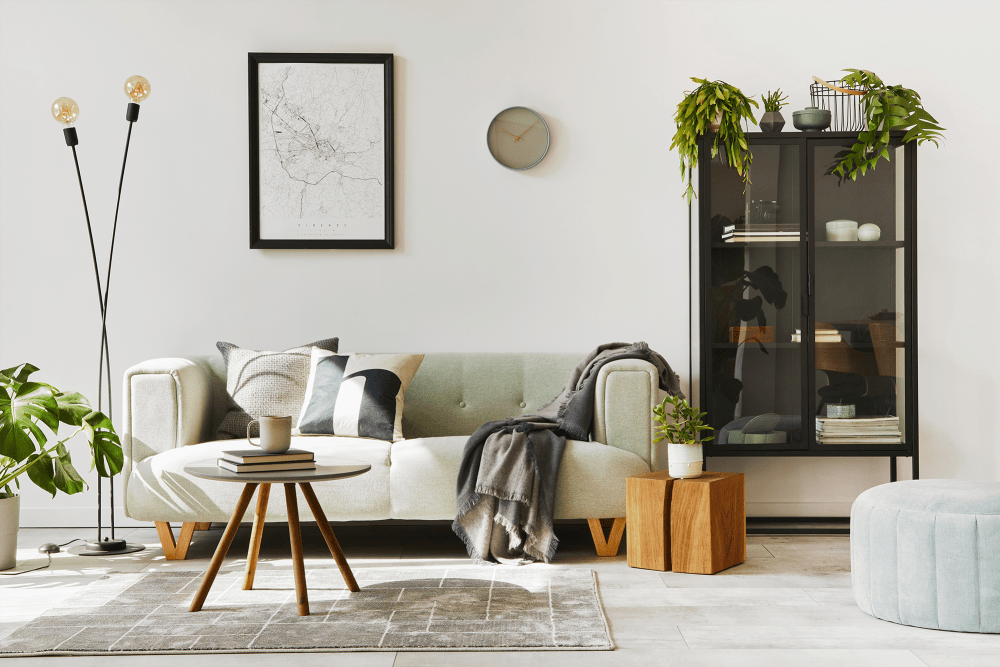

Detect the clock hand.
xmin=516 ymin=120 xmax=539 ymax=140
xmin=499 ymin=128 xmax=519 ymax=140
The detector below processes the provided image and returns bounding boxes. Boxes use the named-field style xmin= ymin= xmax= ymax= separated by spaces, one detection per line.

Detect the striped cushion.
xmin=298 ymin=349 xmax=423 ymax=442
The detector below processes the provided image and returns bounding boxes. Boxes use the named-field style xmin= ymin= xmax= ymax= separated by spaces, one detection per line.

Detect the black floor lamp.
xmin=51 ymin=76 xmax=151 ymax=556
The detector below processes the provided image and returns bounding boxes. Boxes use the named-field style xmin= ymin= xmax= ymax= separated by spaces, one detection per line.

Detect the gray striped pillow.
xmin=216 ymin=338 xmax=339 ymax=440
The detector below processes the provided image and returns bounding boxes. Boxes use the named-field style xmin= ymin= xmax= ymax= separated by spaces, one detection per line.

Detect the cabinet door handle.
xmin=808 ymin=273 xmax=814 ymax=296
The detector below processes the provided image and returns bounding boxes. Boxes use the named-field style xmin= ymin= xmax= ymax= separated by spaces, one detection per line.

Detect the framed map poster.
xmin=248 ymin=53 xmax=394 ymax=249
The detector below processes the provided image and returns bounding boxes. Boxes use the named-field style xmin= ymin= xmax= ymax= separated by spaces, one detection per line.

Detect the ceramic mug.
xmin=247 ymin=415 xmax=292 ymax=454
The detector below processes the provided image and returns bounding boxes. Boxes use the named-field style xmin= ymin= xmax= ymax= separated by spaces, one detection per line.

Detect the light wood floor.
xmin=2 ymin=524 xmax=997 ymax=666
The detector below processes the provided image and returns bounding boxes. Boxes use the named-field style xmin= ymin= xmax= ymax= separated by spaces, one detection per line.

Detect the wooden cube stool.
xmin=626 ymin=470 xmax=745 ymax=574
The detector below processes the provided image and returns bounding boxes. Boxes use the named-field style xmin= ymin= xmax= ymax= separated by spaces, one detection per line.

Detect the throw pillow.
xmin=297 ymin=349 xmax=424 ymax=442
xmin=216 ymin=338 xmax=339 ymax=440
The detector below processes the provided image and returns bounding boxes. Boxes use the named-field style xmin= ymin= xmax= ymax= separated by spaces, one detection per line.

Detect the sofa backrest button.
xmin=519 ymin=402 xmax=526 ymax=408
xmin=459 ymin=401 xmax=466 ymax=408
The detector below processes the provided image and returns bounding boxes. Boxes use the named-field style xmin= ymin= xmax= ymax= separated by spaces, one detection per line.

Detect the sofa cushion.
xmin=125 ymin=436 xmax=390 ymax=523
xmin=389 ymin=437 xmax=650 ymax=520
xmin=215 ymin=338 xmax=340 ymax=440
xmin=298 ymin=350 xmax=424 ymax=442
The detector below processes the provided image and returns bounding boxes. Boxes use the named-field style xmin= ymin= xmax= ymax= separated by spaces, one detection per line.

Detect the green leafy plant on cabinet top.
xmin=829 ymin=69 xmax=944 ymax=181
xmin=762 ymin=89 xmax=788 ymax=112
xmin=653 ymin=395 xmax=714 ymax=445
xmin=671 ymin=77 xmax=759 ymax=204
xmin=0 ymin=363 xmax=122 ymax=498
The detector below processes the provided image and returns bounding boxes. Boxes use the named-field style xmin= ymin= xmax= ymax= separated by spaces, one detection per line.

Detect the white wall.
xmin=1 ymin=0 xmax=998 ymax=527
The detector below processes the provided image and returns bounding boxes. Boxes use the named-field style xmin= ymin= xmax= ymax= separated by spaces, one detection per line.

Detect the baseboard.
xmin=746 ymin=502 xmax=852 ymax=518
xmin=17 ymin=506 xmax=148 ymax=529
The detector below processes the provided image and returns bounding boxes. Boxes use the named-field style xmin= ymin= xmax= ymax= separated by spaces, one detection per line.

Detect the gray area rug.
xmin=0 ymin=567 xmax=612 ymax=654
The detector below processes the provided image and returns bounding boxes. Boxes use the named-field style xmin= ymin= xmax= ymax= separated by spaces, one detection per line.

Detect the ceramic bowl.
xmin=792 ymin=106 xmax=831 ymax=131
xmin=858 ymin=223 xmax=881 ymax=241
xmin=826 ymin=219 xmax=858 ymax=242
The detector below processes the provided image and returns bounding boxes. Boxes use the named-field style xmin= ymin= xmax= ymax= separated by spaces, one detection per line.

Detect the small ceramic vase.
xmin=760 ymin=111 xmax=785 ymax=132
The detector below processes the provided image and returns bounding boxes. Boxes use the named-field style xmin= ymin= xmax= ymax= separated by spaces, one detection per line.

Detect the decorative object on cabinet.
xmin=824 ymin=69 xmax=943 ymax=182
xmin=826 ymin=403 xmax=856 ymax=418
xmin=699 ymin=131 xmax=918 ymax=482
xmin=248 ymin=53 xmax=394 ymax=249
xmin=653 ymin=395 xmax=713 ymax=479
xmin=759 ymin=89 xmax=788 ymax=132
xmin=858 ymin=223 xmax=881 ymax=241
xmin=671 ymin=77 xmax=759 ymax=203
xmin=792 ymin=106 xmax=832 ymax=131
xmin=826 ymin=219 xmax=859 ymax=241
xmin=0 ymin=364 xmax=125 ymax=569
xmin=486 ymin=106 xmax=550 ymax=170
xmin=51 ymin=78 xmax=151 ymax=557
xmin=810 ymin=75 xmax=866 ymax=132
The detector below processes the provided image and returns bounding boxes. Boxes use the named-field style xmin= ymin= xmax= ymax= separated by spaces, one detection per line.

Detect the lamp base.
xmin=68 ymin=539 xmax=145 ymax=556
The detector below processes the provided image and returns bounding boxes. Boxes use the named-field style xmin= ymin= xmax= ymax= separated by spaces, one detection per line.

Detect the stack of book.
xmin=791 ymin=326 xmax=842 ymax=343
xmin=815 ymin=416 xmax=902 ymax=444
xmin=218 ymin=449 xmax=316 ymax=473
xmin=722 ymin=223 xmax=800 ymax=243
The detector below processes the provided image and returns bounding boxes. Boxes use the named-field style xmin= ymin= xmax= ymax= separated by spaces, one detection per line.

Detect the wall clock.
xmin=486 ymin=106 xmax=550 ymax=170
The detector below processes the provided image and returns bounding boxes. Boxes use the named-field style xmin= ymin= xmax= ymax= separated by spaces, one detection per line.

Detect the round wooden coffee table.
xmin=183 ymin=461 xmax=371 ymax=616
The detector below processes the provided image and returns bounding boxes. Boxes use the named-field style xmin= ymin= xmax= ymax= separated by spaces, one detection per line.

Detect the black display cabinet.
xmin=698 ymin=132 xmax=917 ymax=480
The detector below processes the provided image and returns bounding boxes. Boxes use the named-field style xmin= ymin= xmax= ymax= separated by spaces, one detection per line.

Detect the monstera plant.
xmin=0 ymin=363 xmax=122 ymax=498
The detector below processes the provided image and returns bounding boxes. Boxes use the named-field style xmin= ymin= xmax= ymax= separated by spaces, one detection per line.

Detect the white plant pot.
xmin=0 ymin=494 xmax=19 ymax=571
xmin=667 ymin=443 xmax=704 ymax=479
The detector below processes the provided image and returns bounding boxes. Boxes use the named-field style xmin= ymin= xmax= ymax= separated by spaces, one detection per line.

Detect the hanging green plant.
xmin=828 ymin=69 xmax=944 ymax=180
xmin=671 ymin=77 xmax=758 ymax=203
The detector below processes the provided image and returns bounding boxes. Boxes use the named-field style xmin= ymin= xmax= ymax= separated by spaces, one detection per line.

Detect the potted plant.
xmin=0 ymin=363 xmax=122 ymax=570
xmin=825 ymin=69 xmax=944 ymax=181
xmin=760 ymin=89 xmax=788 ymax=132
xmin=653 ymin=395 xmax=714 ymax=479
xmin=671 ymin=77 xmax=759 ymax=203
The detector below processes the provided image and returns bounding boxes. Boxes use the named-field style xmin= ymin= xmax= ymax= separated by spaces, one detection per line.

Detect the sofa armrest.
xmin=592 ymin=358 xmax=659 ymax=471
xmin=122 ymin=357 xmax=217 ymax=476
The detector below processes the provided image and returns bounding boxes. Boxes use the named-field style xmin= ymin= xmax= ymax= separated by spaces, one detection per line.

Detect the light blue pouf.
xmin=851 ymin=480 xmax=1000 ymax=633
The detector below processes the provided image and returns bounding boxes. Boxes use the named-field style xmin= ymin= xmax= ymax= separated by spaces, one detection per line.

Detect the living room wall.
xmin=1 ymin=0 xmax=997 ymax=526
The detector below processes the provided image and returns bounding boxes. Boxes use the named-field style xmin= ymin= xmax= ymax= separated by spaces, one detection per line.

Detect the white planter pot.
xmin=0 ymin=494 xmax=19 ymax=570
xmin=667 ymin=443 xmax=704 ymax=479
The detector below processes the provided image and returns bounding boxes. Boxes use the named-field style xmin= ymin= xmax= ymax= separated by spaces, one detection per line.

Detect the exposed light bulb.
xmin=51 ymin=97 xmax=80 ymax=126
xmin=124 ymin=75 xmax=151 ymax=103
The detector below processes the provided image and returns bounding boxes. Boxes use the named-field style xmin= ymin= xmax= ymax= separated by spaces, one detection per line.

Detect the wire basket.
xmin=810 ymin=76 xmax=866 ymax=132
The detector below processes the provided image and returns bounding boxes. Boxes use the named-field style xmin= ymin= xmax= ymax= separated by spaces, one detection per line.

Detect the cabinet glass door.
xmin=706 ymin=141 xmax=805 ymax=450
xmin=811 ymin=142 xmax=909 ymax=450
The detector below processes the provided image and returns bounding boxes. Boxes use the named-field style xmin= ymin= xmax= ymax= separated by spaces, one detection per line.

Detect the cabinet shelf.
xmin=815 ymin=241 xmax=904 ymax=248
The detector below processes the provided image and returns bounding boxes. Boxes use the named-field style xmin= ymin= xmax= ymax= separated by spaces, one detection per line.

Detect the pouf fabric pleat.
xmin=850 ymin=479 xmax=1000 ymax=633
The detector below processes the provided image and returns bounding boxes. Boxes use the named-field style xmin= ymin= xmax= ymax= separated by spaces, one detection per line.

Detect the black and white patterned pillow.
xmin=297 ymin=349 xmax=424 ymax=442
xmin=216 ymin=338 xmax=339 ymax=439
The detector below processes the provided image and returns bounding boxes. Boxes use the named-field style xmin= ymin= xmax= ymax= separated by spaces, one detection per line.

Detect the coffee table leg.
xmin=285 ymin=483 xmax=309 ymax=616
xmin=243 ymin=482 xmax=271 ymax=590
xmin=190 ymin=482 xmax=258 ymax=612
xmin=299 ymin=482 xmax=360 ymax=592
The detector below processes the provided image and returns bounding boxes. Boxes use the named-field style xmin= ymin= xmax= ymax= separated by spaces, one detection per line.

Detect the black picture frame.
xmin=248 ymin=53 xmax=394 ymax=249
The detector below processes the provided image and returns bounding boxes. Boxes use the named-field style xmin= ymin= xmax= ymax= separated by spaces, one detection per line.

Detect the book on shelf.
xmin=220 ymin=448 xmax=314 ymax=465
xmin=816 ymin=437 xmax=903 ymax=444
xmin=791 ymin=333 xmax=842 ymax=343
xmin=724 ymin=235 xmax=801 ymax=243
xmin=217 ymin=459 xmax=318 ymax=474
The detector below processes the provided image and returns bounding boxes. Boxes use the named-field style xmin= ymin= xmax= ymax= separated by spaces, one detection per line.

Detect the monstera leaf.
xmin=84 ymin=411 xmax=123 ymax=478
xmin=0 ymin=371 xmax=59 ymax=463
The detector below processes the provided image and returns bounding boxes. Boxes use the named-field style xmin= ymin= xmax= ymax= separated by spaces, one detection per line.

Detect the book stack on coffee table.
xmin=218 ymin=449 xmax=316 ymax=474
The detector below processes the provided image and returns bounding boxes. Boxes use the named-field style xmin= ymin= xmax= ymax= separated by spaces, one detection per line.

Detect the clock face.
xmin=486 ymin=106 xmax=550 ymax=170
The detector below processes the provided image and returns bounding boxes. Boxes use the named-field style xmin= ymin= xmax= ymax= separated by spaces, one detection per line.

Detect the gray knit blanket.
xmin=452 ymin=342 xmax=683 ymax=564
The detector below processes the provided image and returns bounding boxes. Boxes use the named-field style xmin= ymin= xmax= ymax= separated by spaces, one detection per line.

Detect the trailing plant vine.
xmin=671 ymin=78 xmax=758 ymax=203
xmin=828 ymin=69 xmax=944 ymax=181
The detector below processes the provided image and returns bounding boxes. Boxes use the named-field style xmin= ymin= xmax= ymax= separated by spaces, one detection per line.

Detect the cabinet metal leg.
xmin=912 ymin=452 xmax=919 ymax=480
xmin=889 ymin=457 xmax=897 ymax=482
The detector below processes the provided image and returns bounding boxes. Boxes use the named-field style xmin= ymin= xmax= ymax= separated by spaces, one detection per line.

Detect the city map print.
xmin=257 ymin=62 xmax=385 ymax=241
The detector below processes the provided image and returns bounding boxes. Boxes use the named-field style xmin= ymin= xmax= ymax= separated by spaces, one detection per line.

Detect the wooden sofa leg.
xmin=588 ymin=517 xmax=626 ymax=557
xmin=155 ymin=521 xmax=199 ymax=560
xmin=193 ymin=522 xmax=212 ymax=530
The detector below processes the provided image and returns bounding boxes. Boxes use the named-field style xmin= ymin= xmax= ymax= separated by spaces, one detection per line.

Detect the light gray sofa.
xmin=122 ymin=353 xmax=662 ymax=558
